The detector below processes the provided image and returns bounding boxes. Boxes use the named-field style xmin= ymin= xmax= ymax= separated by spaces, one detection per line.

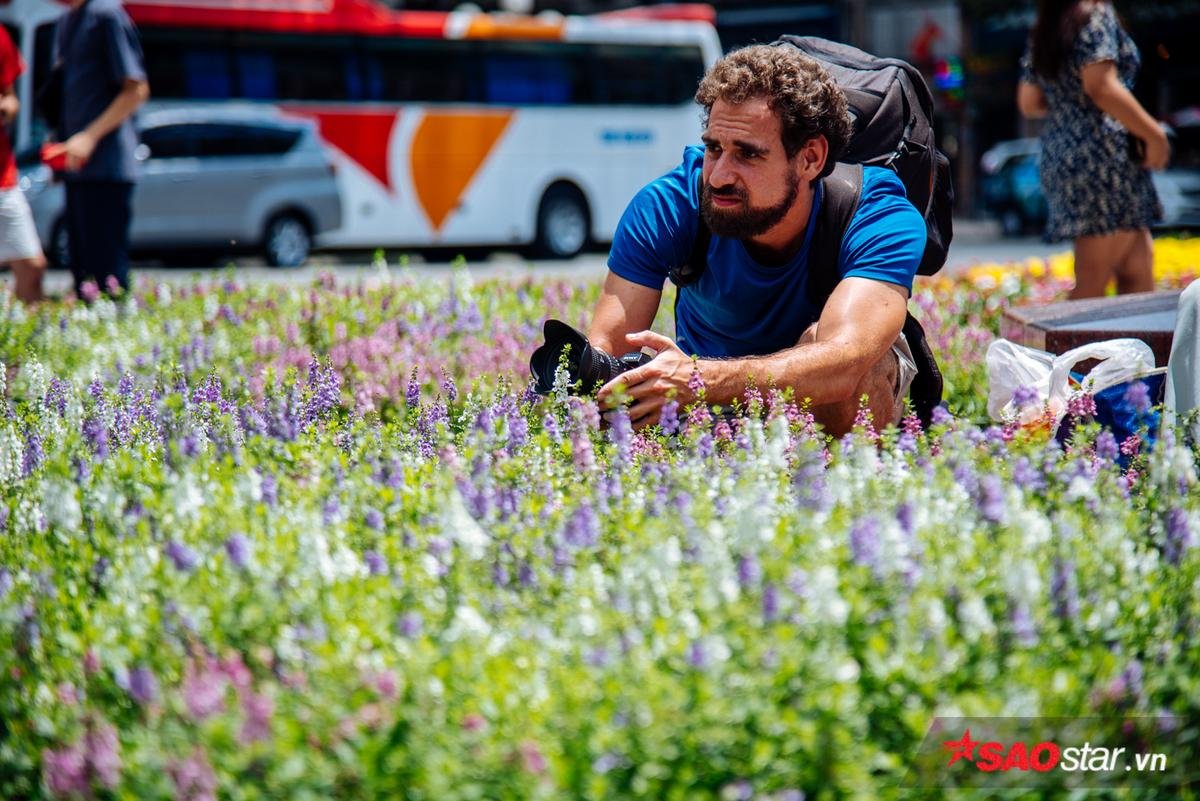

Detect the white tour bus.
xmin=0 ymin=0 xmax=723 ymax=258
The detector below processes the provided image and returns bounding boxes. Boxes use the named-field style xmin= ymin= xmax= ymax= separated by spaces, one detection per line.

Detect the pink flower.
xmin=238 ymin=691 xmax=274 ymax=744
xmin=183 ymin=658 xmax=228 ymax=721
xmin=168 ymin=748 xmax=217 ymax=801
xmin=42 ymin=744 xmax=88 ymax=798
xmin=518 ymin=740 xmax=547 ymax=775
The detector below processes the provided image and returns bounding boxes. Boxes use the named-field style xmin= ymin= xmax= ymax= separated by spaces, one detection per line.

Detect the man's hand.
xmin=0 ymin=92 xmax=18 ymax=125
xmin=43 ymin=131 xmax=98 ymax=172
xmin=597 ymin=331 xmax=696 ymax=429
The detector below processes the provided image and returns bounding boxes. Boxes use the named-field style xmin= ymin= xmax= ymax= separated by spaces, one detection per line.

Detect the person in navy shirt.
xmin=591 ymin=45 xmax=926 ymax=437
xmin=44 ymin=0 xmax=149 ymax=298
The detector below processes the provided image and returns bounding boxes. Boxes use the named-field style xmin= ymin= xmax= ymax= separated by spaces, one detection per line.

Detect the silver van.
xmin=20 ymin=105 xmax=343 ymax=267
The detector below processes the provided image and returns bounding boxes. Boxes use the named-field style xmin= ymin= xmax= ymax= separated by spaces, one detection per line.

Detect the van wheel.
xmin=534 ymin=184 xmax=589 ymax=259
xmin=264 ymin=213 xmax=311 ymax=267
xmin=49 ymin=219 xmax=70 ymax=270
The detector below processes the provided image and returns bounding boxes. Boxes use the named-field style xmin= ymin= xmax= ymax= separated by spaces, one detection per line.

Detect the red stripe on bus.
xmin=280 ymin=107 xmax=398 ymax=191
xmin=126 ymin=0 xmax=448 ymax=37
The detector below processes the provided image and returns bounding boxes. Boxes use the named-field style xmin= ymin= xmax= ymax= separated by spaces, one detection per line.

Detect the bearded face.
xmin=700 ymin=164 xmax=803 ymax=240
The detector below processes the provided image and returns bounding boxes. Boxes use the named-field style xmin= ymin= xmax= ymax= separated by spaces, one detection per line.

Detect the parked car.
xmin=19 ymin=105 xmax=343 ymax=268
xmin=980 ymin=121 xmax=1200 ymax=237
xmin=979 ymin=137 xmax=1045 ymax=237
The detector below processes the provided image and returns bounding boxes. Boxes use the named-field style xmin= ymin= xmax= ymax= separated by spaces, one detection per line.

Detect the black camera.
xmin=529 ymin=319 xmax=652 ymax=395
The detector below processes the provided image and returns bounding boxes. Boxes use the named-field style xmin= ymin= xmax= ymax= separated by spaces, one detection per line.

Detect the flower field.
xmin=2 ymin=242 xmax=1200 ymax=800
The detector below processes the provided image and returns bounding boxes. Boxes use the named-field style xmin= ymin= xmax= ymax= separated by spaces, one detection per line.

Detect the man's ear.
xmin=796 ymin=135 xmax=829 ymax=182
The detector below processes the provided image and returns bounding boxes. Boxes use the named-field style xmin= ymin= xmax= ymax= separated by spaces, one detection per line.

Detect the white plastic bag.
xmin=987 ymin=337 xmax=1156 ymax=426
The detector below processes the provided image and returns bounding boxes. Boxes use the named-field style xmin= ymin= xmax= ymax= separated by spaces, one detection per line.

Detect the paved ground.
xmin=37 ymin=218 xmax=1068 ymax=293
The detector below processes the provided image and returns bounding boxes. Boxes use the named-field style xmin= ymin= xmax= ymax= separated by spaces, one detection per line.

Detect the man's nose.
xmin=707 ymin=153 xmax=737 ymax=188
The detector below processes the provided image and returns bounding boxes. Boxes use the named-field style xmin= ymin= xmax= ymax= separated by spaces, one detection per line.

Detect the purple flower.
xmin=398 ymin=611 xmax=423 ymax=638
xmin=608 ymin=407 xmax=633 ymax=463
xmin=1165 ymin=507 xmax=1193 ymax=565
xmin=563 ymin=502 xmax=600 ymax=549
xmin=239 ymin=691 xmax=274 ymax=744
xmin=128 ymin=665 xmax=158 ymax=705
xmin=166 ymin=541 xmax=199 ymax=573
xmin=1066 ymin=393 xmax=1097 ymax=419
xmin=440 ymin=369 xmax=458 ymax=403
xmin=787 ymin=568 xmax=809 ymax=599
xmin=46 ymin=378 xmax=69 ymax=417
xmin=322 ymin=496 xmax=341 ymax=525
xmin=659 ymin=399 xmax=679 ymax=436
xmin=260 ymin=472 xmax=278 ymax=507
xmin=979 ymin=474 xmax=1006 ymax=525
xmin=1095 ymin=430 xmax=1119 ymax=461
xmin=1010 ymin=600 xmax=1037 ymax=647
xmin=42 ymin=744 xmax=88 ymax=797
xmin=21 ymin=428 xmax=42 ymax=477
xmin=896 ymin=502 xmax=915 ymax=536
xmin=762 ymin=582 xmax=779 ymax=623
xmin=849 ymin=516 xmax=881 ymax=571
xmin=1123 ymin=381 xmax=1152 ymax=415
xmin=365 ymin=508 xmax=384 ymax=531
xmin=166 ymin=748 xmax=218 ymax=801
xmin=736 ymin=554 xmax=761 ymax=589
xmin=180 ymin=433 xmax=200 ymax=459
xmin=1122 ymin=659 xmax=1144 ymax=701
xmin=364 ymin=550 xmax=388 ymax=576
xmin=1012 ymin=384 xmax=1040 ymax=408
xmin=930 ymin=405 xmax=953 ymax=426
xmin=686 ymin=639 xmax=707 ymax=669
xmin=183 ymin=660 xmax=228 ymax=721
xmin=86 ymin=722 xmax=121 ymax=788
xmin=1051 ymin=558 xmax=1080 ymax=622
xmin=1011 ymin=456 xmax=1046 ymax=492
xmin=405 ymin=368 xmax=420 ymax=409
xmin=224 ymin=534 xmax=251 ymax=569
xmin=83 ymin=416 xmax=109 ymax=459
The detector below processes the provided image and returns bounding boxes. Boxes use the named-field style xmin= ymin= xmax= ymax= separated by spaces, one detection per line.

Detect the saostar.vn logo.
xmin=943 ymin=728 xmax=1167 ymax=773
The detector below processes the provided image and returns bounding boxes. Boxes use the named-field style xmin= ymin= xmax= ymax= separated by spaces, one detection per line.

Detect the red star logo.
xmin=943 ymin=728 xmax=980 ymax=766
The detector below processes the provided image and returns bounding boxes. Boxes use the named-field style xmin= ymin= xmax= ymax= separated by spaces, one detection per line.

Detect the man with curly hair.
xmin=589 ymin=44 xmax=927 ymax=436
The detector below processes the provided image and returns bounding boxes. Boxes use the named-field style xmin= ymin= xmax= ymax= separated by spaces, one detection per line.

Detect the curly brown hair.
xmin=695 ymin=44 xmax=852 ymax=178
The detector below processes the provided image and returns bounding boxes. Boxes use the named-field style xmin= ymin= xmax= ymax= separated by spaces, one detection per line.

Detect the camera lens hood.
xmin=530 ymin=319 xmax=592 ymax=394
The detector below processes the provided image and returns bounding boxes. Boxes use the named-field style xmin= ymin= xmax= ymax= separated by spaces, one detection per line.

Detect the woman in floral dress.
xmin=1018 ymin=0 xmax=1168 ymax=299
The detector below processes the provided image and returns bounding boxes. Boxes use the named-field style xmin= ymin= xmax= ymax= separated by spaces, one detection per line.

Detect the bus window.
xmin=483 ymin=44 xmax=573 ymax=105
xmin=236 ymin=52 xmax=275 ymax=101
xmin=364 ymin=38 xmax=483 ymax=104
xmin=184 ymin=50 xmax=232 ymax=99
xmin=232 ymin=34 xmax=358 ymax=102
xmin=589 ymin=44 xmax=702 ymax=106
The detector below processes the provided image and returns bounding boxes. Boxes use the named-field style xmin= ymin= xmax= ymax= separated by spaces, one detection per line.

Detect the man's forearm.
xmin=698 ymin=340 xmax=872 ymax=407
xmin=83 ymin=80 xmax=148 ymax=142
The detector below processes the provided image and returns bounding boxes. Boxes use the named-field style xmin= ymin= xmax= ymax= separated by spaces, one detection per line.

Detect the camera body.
xmin=530 ymin=319 xmax=652 ymax=395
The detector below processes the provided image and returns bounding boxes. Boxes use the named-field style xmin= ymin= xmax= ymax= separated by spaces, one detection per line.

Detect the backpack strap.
xmin=804 ymin=162 xmax=863 ymax=309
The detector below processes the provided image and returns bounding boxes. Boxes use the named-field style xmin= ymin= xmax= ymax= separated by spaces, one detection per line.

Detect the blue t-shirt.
xmin=54 ymin=0 xmax=147 ymax=183
xmin=609 ymin=146 xmax=926 ymax=358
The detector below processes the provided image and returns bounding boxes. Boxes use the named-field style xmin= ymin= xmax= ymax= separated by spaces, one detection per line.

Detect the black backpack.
xmin=669 ymin=37 xmax=954 ymax=426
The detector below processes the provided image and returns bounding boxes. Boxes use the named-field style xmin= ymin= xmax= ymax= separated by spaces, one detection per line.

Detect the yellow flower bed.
xmin=957 ymin=235 xmax=1200 ymax=288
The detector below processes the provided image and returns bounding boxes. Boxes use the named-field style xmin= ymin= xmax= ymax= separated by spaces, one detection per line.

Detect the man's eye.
xmin=740 ymin=150 xmax=761 ymax=160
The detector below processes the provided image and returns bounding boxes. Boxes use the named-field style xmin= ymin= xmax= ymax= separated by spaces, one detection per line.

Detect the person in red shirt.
xmin=0 ymin=27 xmax=47 ymax=305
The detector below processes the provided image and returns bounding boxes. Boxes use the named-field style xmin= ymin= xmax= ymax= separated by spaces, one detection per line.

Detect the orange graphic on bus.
xmin=410 ymin=111 xmax=514 ymax=232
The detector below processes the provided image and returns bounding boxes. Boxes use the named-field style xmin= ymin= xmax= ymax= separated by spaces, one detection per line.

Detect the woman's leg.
xmin=1114 ymin=228 xmax=1155 ymax=295
xmin=1070 ymin=230 xmax=1136 ymax=299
